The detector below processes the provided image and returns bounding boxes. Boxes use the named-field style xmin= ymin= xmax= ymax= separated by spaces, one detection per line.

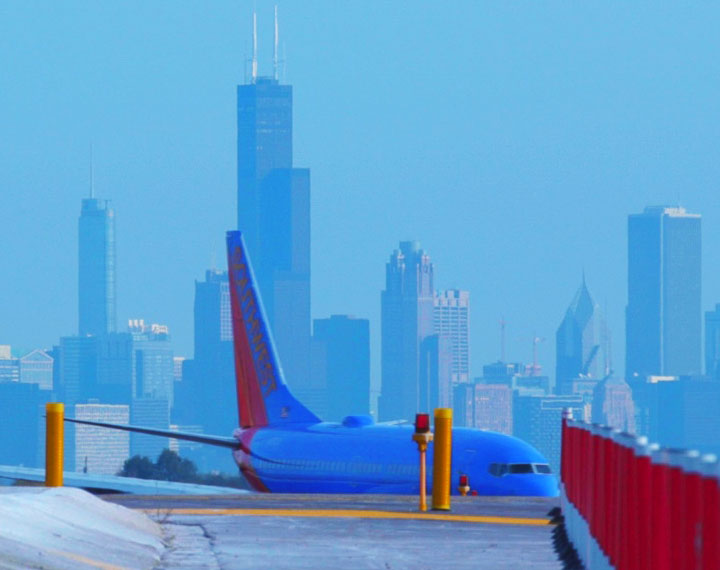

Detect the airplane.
xmin=67 ymin=230 xmax=558 ymax=497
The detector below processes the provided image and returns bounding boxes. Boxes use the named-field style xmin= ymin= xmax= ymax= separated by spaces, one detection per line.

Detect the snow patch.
xmin=0 ymin=487 xmax=164 ymax=569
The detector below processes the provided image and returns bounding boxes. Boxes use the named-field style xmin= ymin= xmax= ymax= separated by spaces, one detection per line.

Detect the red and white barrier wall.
xmin=560 ymin=411 xmax=720 ymax=570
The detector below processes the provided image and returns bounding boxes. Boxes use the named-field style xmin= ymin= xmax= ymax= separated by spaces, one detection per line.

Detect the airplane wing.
xmin=65 ymin=418 xmax=240 ymax=449
xmin=0 ymin=464 xmax=245 ymax=495
xmin=64 ymin=418 xmax=287 ymax=464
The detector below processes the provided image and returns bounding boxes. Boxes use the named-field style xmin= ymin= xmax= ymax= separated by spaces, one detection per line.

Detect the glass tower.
xmin=237 ymin=77 xmax=293 ymax=258
xmin=625 ymin=206 xmax=701 ymax=379
xmin=236 ymin=73 xmax=310 ymax=391
xmin=379 ymin=241 xmax=435 ymax=421
xmin=555 ymin=279 xmax=607 ymax=394
xmin=78 ymin=198 xmax=116 ymax=336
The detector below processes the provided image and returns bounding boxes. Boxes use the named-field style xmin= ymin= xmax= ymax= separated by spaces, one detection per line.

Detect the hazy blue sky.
xmin=2 ymin=2 xmax=720 ymax=389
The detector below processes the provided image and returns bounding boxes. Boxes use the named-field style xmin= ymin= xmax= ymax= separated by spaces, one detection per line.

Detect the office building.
xmin=454 ymin=382 xmax=513 ymax=431
xmin=176 ymin=270 xmax=236 ymax=438
xmin=74 ymin=402 xmax=129 ymax=475
xmin=633 ymin=375 xmax=720 ymax=454
xmin=0 ymin=347 xmax=19 ymax=383
xmin=591 ymin=375 xmax=635 ymax=433
xmin=18 ymin=349 xmax=53 ymax=390
xmin=513 ymin=393 xmax=585 ymax=474
xmin=57 ymin=335 xmax=99 ymax=405
xmin=626 ymin=206 xmax=701 ymax=379
xmin=705 ymin=304 xmax=720 ymax=379
xmin=434 ymin=290 xmax=470 ymax=384
xmin=0 ymin=382 xmax=52 ymax=467
xmin=419 ymin=334 xmax=453 ymax=412
xmin=96 ymin=332 xmax=134 ymax=404
xmin=78 ymin=197 xmax=116 ymax=336
xmin=480 ymin=362 xmax=523 ymax=386
xmin=473 ymin=383 xmax=513 ymax=434
xmin=57 ymin=321 xmax=173 ymax=409
xmin=556 ymin=278 xmax=607 ymax=394
xmin=128 ymin=320 xmax=174 ymax=406
xmin=237 ymin=21 xmax=311 ymax=395
xmin=477 ymin=360 xmax=550 ymax=395
xmin=379 ymin=241 xmax=435 ymax=421
xmin=312 ymin=315 xmax=370 ymax=422
xmin=131 ymin=397 xmax=170 ymax=461
xmin=453 ymin=383 xmax=475 ymax=427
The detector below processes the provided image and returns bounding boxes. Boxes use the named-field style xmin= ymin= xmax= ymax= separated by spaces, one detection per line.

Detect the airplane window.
xmin=534 ymin=464 xmax=552 ymax=474
xmin=488 ymin=463 xmax=507 ymax=477
xmin=508 ymin=463 xmax=534 ymax=474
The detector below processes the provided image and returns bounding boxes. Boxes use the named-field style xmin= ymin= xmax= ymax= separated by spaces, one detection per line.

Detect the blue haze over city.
xmin=2 ymin=2 xmax=720 ymax=474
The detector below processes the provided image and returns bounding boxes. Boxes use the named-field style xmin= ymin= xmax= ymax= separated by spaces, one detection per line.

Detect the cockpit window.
xmin=508 ymin=463 xmax=534 ymax=474
xmin=488 ymin=463 xmax=507 ymax=477
xmin=488 ymin=462 xmax=552 ymax=476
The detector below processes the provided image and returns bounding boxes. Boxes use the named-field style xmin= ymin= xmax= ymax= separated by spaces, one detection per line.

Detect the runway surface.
xmin=106 ymin=493 xmax=563 ymax=569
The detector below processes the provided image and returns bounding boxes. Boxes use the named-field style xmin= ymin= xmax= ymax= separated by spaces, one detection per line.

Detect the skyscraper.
xmin=555 ymin=278 xmax=607 ymax=394
xmin=433 ymin=290 xmax=470 ymax=384
xmin=625 ymin=206 xmax=701 ymax=379
xmin=419 ymin=334 xmax=453 ymax=412
xmin=312 ymin=315 xmax=370 ymax=421
xmin=128 ymin=320 xmax=174 ymax=405
xmin=176 ymin=270 xmax=236 ymax=436
xmin=379 ymin=241 xmax=435 ymax=421
xmin=237 ymin=14 xmax=310 ymax=393
xmin=705 ymin=304 xmax=720 ymax=379
xmin=78 ymin=198 xmax=116 ymax=336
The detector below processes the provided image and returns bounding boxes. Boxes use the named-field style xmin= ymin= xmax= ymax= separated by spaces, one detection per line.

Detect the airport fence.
xmin=560 ymin=413 xmax=720 ymax=570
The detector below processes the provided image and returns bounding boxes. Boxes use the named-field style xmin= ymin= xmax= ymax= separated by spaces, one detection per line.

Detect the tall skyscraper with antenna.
xmin=237 ymin=8 xmax=311 ymax=396
xmin=78 ymin=178 xmax=116 ymax=337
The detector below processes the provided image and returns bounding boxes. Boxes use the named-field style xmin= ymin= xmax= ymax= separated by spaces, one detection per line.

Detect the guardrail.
xmin=560 ymin=411 xmax=719 ymax=570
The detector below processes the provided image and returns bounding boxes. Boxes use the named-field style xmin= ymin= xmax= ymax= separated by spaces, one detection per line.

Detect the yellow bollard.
xmin=431 ymin=408 xmax=452 ymax=511
xmin=45 ymin=402 xmax=64 ymax=487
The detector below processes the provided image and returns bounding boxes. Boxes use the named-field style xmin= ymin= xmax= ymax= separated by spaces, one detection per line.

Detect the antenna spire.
xmin=252 ymin=9 xmax=258 ymax=83
xmin=273 ymin=5 xmax=279 ymax=81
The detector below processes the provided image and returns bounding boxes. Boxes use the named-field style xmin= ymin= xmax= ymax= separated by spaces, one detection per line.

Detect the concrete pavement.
xmin=108 ymin=493 xmax=563 ymax=569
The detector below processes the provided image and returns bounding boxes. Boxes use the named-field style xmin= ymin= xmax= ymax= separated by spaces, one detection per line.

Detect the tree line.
xmin=117 ymin=449 xmax=249 ymax=490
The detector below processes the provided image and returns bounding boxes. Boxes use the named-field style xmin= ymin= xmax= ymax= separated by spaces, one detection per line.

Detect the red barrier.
xmin=682 ymin=451 xmax=702 ymax=570
xmin=701 ymin=455 xmax=720 ymax=570
xmin=590 ymin=425 xmax=602 ymax=544
xmin=601 ymin=430 xmax=614 ymax=558
xmin=666 ymin=451 xmax=686 ymax=570
xmin=636 ymin=442 xmax=655 ymax=570
xmin=650 ymin=448 xmax=672 ymax=570
xmin=561 ymin=413 xmax=717 ymax=570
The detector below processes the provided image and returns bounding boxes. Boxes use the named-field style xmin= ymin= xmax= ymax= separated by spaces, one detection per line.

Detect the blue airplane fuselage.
xmin=234 ymin=418 xmax=559 ymax=496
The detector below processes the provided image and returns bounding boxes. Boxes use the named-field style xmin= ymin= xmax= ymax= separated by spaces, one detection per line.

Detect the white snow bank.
xmin=0 ymin=487 xmax=164 ymax=569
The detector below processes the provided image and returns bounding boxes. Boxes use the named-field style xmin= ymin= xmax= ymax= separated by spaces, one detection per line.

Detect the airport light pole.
xmin=412 ymin=413 xmax=434 ymax=512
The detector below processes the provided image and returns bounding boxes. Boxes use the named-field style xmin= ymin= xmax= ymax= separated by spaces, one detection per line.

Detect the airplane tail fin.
xmin=226 ymin=230 xmax=320 ymax=428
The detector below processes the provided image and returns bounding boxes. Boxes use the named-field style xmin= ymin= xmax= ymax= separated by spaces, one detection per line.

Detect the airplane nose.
xmin=505 ymin=475 xmax=559 ymax=497
xmin=529 ymin=475 xmax=560 ymax=497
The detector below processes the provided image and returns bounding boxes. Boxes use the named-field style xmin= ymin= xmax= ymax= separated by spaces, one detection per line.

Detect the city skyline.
xmin=3 ymin=3 xmax=720 ymax=390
